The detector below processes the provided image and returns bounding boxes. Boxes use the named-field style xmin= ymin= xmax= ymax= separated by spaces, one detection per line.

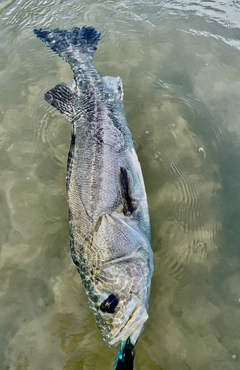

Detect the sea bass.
xmin=34 ymin=26 xmax=153 ymax=367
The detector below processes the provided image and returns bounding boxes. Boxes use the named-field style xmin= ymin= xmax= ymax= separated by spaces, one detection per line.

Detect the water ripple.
xmin=180 ymin=27 xmax=240 ymax=51
xmin=164 ymin=0 xmax=240 ymax=28
xmin=0 ymin=0 xmax=86 ymax=29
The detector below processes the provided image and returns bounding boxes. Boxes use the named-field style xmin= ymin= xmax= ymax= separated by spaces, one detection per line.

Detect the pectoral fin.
xmin=119 ymin=167 xmax=138 ymax=216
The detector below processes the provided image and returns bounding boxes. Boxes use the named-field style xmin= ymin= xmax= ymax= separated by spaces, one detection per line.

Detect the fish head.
xmin=89 ymin=248 xmax=153 ymax=347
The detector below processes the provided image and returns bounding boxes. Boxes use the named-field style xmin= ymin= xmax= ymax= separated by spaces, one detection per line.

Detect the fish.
xmin=34 ymin=26 xmax=154 ymax=368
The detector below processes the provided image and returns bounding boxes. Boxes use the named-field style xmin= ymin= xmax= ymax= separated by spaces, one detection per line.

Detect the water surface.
xmin=1 ymin=1 xmax=240 ymax=369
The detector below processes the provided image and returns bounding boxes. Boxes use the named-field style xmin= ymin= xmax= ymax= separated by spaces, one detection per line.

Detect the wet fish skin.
xmin=34 ymin=26 xmax=153 ymax=348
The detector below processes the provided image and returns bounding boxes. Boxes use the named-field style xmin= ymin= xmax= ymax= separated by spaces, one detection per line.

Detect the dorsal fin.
xmin=44 ymin=82 xmax=76 ymax=121
xmin=119 ymin=167 xmax=138 ymax=216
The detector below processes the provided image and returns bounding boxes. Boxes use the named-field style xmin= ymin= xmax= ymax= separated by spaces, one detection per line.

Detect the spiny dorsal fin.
xmin=45 ymin=82 xmax=75 ymax=121
xmin=119 ymin=167 xmax=138 ymax=216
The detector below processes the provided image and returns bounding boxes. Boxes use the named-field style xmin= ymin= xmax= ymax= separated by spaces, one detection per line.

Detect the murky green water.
xmin=1 ymin=1 xmax=240 ymax=369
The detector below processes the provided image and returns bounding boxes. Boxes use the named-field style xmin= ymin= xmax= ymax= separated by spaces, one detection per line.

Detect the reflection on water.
xmin=0 ymin=0 xmax=240 ymax=369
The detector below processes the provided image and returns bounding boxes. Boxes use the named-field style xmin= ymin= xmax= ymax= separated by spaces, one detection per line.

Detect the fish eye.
xmin=100 ymin=294 xmax=119 ymax=314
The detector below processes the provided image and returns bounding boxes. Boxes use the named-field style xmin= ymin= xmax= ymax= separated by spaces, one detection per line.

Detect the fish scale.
xmin=34 ymin=25 xmax=153 ymax=370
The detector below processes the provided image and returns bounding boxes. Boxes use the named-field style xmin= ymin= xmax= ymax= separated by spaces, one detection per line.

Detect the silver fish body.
xmin=34 ymin=27 xmax=153 ymax=347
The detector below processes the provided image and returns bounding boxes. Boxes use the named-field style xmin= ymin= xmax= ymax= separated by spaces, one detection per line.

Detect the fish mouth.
xmin=108 ymin=301 xmax=149 ymax=346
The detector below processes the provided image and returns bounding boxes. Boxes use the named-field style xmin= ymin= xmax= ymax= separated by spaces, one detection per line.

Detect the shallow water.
xmin=1 ymin=1 xmax=240 ymax=369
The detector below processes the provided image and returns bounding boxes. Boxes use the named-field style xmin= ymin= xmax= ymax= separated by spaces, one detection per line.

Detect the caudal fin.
xmin=34 ymin=26 xmax=101 ymax=66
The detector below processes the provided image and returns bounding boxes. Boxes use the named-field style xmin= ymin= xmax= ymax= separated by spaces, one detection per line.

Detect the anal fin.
xmin=45 ymin=82 xmax=75 ymax=121
xmin=103 ymin=76 xmax=123 ymax=101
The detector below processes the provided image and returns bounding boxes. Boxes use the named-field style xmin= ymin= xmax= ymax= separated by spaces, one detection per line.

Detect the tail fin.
xmin=34 ymin=27 xmax=101 ymax=65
